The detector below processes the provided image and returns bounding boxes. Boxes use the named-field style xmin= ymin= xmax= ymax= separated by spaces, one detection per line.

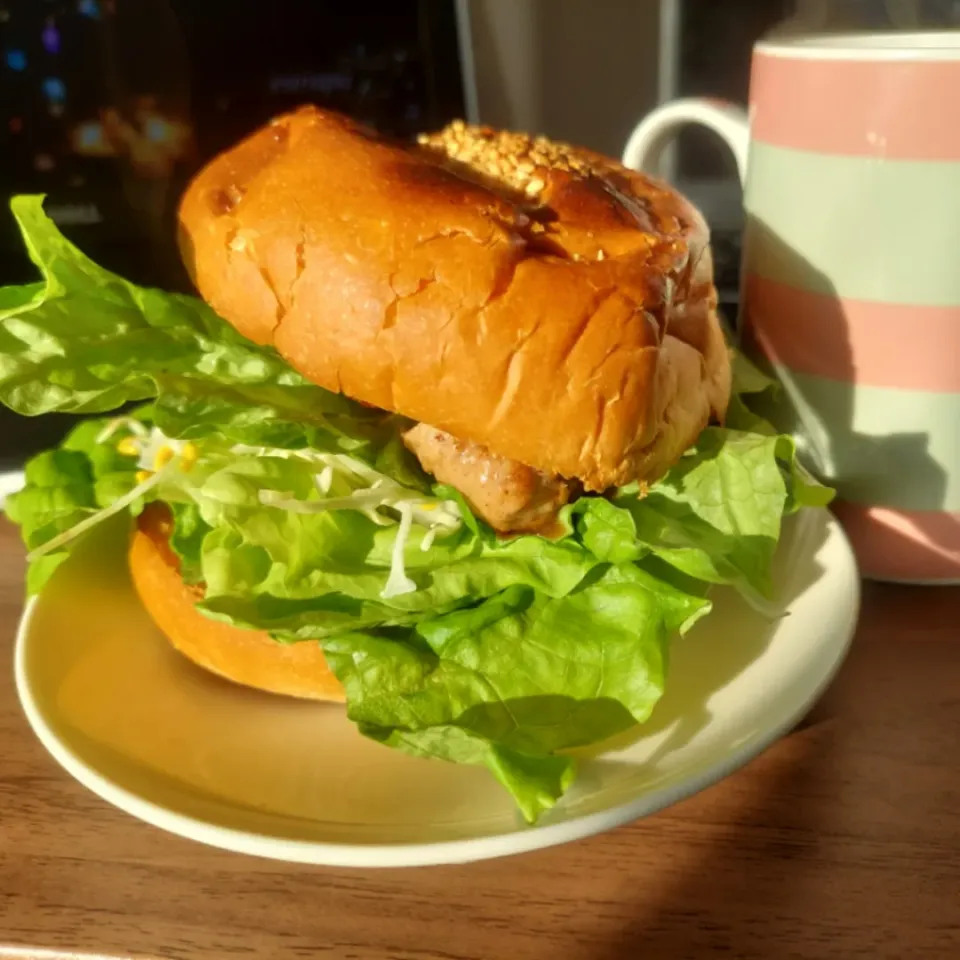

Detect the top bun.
xmin=178 ymin=107 xmax=730 ymax=491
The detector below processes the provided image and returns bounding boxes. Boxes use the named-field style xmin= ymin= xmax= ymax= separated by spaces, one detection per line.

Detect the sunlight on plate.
xmin=13 ymin=494 xmax=859 ymax=867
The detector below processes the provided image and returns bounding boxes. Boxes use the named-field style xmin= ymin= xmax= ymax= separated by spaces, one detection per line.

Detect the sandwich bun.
xmin=178 ymin=107 xmax=731 ymax=493
xmin=128 ymin=503 xmax=345 ymax=703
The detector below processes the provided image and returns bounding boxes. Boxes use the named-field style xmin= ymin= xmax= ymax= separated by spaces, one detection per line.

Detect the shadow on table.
xmin=591 ymin=718 xmax=836 ymax=959
xmin=590 ymin=587 xmax=960 ymax=960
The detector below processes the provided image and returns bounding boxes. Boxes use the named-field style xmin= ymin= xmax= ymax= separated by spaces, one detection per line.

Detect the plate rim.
xmin=12 ymin=511 xmax=861 ymax=869
xmin=0 ymin=469 xmax=25 ymax=507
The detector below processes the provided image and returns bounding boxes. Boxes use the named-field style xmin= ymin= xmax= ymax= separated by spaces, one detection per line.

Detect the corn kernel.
xmin=179 ymin=442 xmax=199 ymax=472
xmin=117 ymin=436 xmax=140 ymax=457
xmin=153 ymin=446 xmax=175 ymax=471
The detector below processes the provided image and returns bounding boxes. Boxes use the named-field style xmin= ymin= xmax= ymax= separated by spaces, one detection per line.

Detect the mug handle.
xmin=621 ymin=98 xmax=751 ymax=187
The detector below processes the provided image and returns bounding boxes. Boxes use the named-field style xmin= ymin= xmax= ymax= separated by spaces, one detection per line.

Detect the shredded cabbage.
xmin=381 ymin=503 xmax=418 ymax=598
xmin=24 ymin=425 xmax=196 ymax=562
xmin=316 ymin=465 xmax=334 ymax=494
xmin=95 ymin=416 xmax=149 ymax=444
xmin=24 ymin=426 xmax=462 ymax=599
xmin=250 ymin=447 xmax=461 ymax=599
xmin=249 ymin=445 xmax=462 ymax=531
xmin=258 ymin=486 xmax=459 ymax=529
xmin=26 ymin=467 xmax=168 ymax=562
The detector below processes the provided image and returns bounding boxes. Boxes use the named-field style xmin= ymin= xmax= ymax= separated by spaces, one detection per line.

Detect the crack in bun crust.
xmin=178 ymin=106 xmax=732 ymax=491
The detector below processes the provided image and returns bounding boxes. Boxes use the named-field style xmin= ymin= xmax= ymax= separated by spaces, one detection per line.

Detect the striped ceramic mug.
xmin=623 ymin=31 xmax=960 ymax=584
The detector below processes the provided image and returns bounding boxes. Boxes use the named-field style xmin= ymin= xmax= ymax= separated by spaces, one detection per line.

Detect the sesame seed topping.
xmin=418 ymin=121 xmax=597 ymax=199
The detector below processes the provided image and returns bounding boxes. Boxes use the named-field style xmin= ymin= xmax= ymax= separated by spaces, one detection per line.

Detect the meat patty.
xmin=403 ymin=423 xmax=575 ymax=535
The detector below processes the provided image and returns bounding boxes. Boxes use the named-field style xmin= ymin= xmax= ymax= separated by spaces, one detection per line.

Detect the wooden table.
xmin=1 ymin=518 xmax=958 ymax=960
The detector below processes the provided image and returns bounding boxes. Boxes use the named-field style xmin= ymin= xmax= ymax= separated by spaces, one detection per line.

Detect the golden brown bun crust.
xmin=178 ymin=107 xmax=730 ymax=491
xmin=129 ymin=504 xmax=344 ymax=703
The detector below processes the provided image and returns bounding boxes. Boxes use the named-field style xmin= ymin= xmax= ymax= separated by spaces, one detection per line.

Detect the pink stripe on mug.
xmin=751 ymin=48 xmax=960 ymax=160
xmin=622 ymin=33 xmax=960 ymax=582
xmin=830 ymin=502 xmax=960 ymax=582
xmin=741 ymin=275 xmax=960 ymax=392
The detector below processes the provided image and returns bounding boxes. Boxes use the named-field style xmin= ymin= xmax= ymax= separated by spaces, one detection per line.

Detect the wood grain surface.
xmin=0 ymin=517 xmax=958 ymax=960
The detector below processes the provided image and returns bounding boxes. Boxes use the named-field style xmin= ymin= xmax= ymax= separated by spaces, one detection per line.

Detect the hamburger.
xmin=0 ymin=107 xmax=829 ymax=822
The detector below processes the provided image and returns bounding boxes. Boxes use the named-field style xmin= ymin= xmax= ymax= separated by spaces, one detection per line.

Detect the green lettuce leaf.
xmin=4 ymin=414 xmax=148 ymax=592
xmin=8 ymin=418 xmax=600 ymax=632
xmin=578 ymin=425 xmax=832 ymax=605
xmin=4 ymin=448 xmax=98 ymax=594
xmin=162 ymin=441 xmax=600 ymax=637
xmin=0 ymin=195 xmax=390 ymax=455
xmin=167 ymin=501 xmax=211 ymax=585
xmin=324 ymin=566 xmax=709 ymax=822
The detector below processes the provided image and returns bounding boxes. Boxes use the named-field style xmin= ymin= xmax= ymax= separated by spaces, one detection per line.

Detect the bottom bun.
xmin=129 ymin=503 xmax=345 ymax=702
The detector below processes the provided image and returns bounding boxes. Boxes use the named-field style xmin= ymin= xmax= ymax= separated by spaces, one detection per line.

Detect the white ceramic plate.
xmin=0 ymin=469 xmax=24 ymax=504
xmin=9 ymin=468 xmax=859 ymax=868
